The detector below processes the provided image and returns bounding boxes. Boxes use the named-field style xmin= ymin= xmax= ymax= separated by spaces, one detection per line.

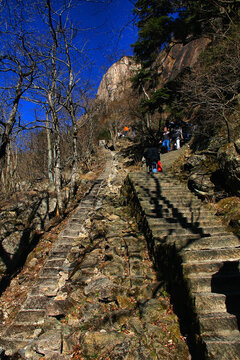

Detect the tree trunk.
xmin=46 ymin=110 xmax=54 ymax=182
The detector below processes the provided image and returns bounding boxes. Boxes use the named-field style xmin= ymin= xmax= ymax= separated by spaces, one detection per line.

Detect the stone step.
xmin=143 ymin=196 xmax=201 ymax=206
xmin=63 ymin=223 xmax=82 ymax=231
xmin=183 ymin=235 xmax=240 ymax=251
xmin=147 ymin=213 xmax=220 ymax=227
xmin=186 ymin=273 xmax=240 ymax=294
xmin=47 ymin=252 xmax=68 ymax=260
xmin=3 ymin=324 xmax=40 ymax=340
xmin=145 ymin=208 xmax=217 ymax=223
xmin=131 ymin=178 xmax=184 ymax=187
xmin=181 ymin=247 xmax=240 ymax=263
xmin=140 ymin=200 xmax=213 ymax=216
xmin=139 ymin=196 xmax=202 ymax=208
xmin=14 ymin=310 xmax=46 ymax=325
xmin=55 ymin=238 xmax=78 ymax=247
xmin=67 ymin=217 xmax=83 ymax=224
xmin=148 ymin=219 xmax=224 ymax=235
xmin=71 ymin=209 xmax=90 ymax=218
xmin=49 ymin=244 xmax=73 ymax=254
xmin=204 ymin=334 xmax=240 ymax=360
xmin=134 ymin=185 xmax=187 ymax=193
xmin=171 ymin=209 xmax=216 ymax=220
xmin=60 ymin=229 xmax=81 ymax=237
xmin=39 ymin=267 xmax=61 ymax=278
xmin=199 ymin=312 xmax=239 ymax=336
xmin=30 ymin=280 xmax=60 ymax=296
xmin=44 ymin=258 xmax=66 ymax=268
xmin=151 ymin=226 xmax=226 ymax=241
xmin=182 ymin=260 xmax=233 ymax=276
xmin=136 ymin=188 xmax=200 ymax=200
xmin=172 ymin=235 xmax=239 ymax=252
xmin=193 ymin=292 xmax=227 ymax=314
xmin=22 ymin=295 xmax=50 ymax=310
xmin=0 ymin=338 xmax=29 ymax=357
xmin=154 ymin=233 xmax=202 ymax=248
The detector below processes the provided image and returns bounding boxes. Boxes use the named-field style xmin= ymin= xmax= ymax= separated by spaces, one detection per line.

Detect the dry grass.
xmin=215 ymin=197 xmax=240 ymax=229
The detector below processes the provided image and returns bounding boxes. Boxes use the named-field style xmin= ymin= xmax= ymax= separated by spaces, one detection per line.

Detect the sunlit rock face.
xmin=97 ymin=39 xmax=211 ymax=103
xmin=157 ymin=38 xmax=211 ymax=85
xmin=96 ymin=56 xmax=139 ymax=102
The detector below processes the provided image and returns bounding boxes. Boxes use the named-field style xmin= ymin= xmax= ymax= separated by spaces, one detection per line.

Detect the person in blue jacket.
xmin=162 ymin=126 xmax=170 ymax=152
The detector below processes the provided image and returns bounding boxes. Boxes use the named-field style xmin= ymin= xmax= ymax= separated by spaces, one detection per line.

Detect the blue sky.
xmin=18 ymin=0 xmax=138 ymax=123
xmin=73 ymin=0 xmax=138 ymax=92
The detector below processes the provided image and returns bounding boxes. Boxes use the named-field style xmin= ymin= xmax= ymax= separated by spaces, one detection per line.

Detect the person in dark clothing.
xmin=143 ymin=145 xmax=161 ymax=173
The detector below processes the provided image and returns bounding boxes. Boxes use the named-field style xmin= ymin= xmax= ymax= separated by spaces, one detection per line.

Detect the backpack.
xmin=157 ymin=161 xmax=162 ymax=172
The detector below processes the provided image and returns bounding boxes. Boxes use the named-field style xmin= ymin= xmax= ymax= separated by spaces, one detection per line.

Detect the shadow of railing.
xmin=138 ymin=174 xmax=211 ymax=249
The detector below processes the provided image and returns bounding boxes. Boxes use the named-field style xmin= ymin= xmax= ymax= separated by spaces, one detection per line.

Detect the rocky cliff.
xmin=96 ymin=56 xmax=139 ymax=102
xmin=96 ymin=39 xmax=211 ymax=102
xmin=157 ymin=38 xmax=211 ymax=84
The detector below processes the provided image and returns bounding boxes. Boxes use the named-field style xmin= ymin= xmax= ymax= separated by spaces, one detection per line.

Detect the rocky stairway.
xmin=123 ymin=171 xmax=240 ymax=359
xmin=0 ymin=149 xmax=190 ymax=359
xmin=0 ymin=150 xmax=113 ymax=358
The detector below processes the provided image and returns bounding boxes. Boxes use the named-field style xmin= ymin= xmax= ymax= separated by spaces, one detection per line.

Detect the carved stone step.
xmin=23 ymin=295 xmax=50 ymax=310
xmin=183 ymin=235 xmax=240 ymax=250
xmin=186 ymin=273 xmax=240 ymax=293
xmin=182 ymin=260 xmax=233 ymax=276
xmin=49 ymin=244 xmax=73 ymax=254
xmin=144 ymin=209 xmax=216 ymax=224
xmin=193 ymin=292 xmax=227 ymax=314
xmin=181 ymin=247 xmax=240 ymax=263
xmin=139 ymin=197 xmax=202 ymax=209
xmin=3 ymin=324 xmax=40 ymax=340
xmin=60 ymin=229 xmax=81 ymax=237
xmin=199 ymin=312 xmax=239 ymax=336
xmin=44 ymin=258 xmax=66 ymax=268
xmin=140 ymin=200 xmax=213 ymax=215
xmin=171 ymin=235 xmax=239 ymax=252
xmin=39 ymin=267 xmax=61 ymax=278
xmin=0 ymin=338 xmax=29 ymax=357
xmin=204 ymin=334 xmax=240 ymax=360
xmin=135 ymin=187 xmax=200 ymax=200
xmin=14 ymin=310 xmax=46 ymax=325
xmin=148 ymin=219 xmax=224 ymax=236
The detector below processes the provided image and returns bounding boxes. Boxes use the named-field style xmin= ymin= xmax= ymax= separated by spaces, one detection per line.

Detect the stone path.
xmin=0 ymin=150 xmax=113 ymax=358
xmin=0 ymin=149 xmax=189 ymax=359
xmin=124 ymin=169 xmax=240 ymax=360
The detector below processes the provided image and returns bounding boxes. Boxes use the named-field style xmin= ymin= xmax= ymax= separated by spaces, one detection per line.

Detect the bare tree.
xmin=179 ymin=25 xmax=240 ymax=144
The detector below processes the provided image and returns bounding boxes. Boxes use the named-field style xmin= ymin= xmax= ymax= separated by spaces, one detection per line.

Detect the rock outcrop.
xmin=96 ymin=56 xmax=139 ymax=102
xmin=158 ymin=38 xmax=211 ymax=85
xmin=96 ymin=38 xmax=211 ymax=103
xmin=217 ymin=138 xmax=240 ymax=197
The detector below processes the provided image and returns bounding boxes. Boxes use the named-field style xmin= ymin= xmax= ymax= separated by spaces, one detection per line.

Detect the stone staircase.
xmin=0 ymin=151 xmax=113 ymax=358
xmin=0 ymin=149 xmax=191 ymax=359
xmin=123 ymin=171 xmax=240 ymax=359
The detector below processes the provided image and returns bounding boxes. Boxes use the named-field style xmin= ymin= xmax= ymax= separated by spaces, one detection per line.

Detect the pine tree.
xmin=131 ymin=0 xmax=240 ymax=125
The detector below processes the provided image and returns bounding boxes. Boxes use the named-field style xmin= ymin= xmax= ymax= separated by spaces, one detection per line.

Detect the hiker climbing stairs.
xmin=124 ymin=171 xmax=240 ymax=359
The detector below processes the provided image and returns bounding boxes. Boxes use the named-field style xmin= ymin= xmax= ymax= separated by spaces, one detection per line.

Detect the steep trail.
xmin=123 ymin=149 xmax=240 ymax=360
xmin=0 ymin=148 xmax=189 ymax=359
xmin=1 ymin=143 xmax=239 ymax=359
